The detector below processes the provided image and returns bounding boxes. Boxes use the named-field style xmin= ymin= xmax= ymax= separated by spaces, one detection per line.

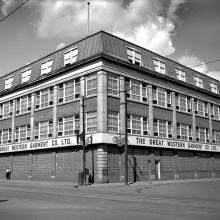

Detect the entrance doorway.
xmin=155 ymin=160 xmax=161 ymax=180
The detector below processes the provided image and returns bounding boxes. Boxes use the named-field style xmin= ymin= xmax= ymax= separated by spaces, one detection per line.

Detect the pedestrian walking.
xmin=6 ymin=168 xmax=11 ymax=180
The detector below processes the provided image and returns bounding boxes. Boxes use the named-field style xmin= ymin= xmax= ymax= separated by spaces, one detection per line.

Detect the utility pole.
xmin=81 ymin=95 xmax=86 ymax=186
xmin=124 ymin=89 xmax=128 ymax=185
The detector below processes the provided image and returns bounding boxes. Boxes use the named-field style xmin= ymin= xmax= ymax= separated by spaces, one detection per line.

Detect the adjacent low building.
xmin=0 ymin=31 xmax=220 ymax=183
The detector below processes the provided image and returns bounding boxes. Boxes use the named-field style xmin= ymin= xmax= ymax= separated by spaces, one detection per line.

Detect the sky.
xmin=0 ymin=0 xmax=220 ymax=81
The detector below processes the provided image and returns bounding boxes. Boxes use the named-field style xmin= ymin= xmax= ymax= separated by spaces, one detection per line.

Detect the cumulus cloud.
xmin=178 ymin=55 xmax=220 ymax=81
xmin=56 ymin=42 xmax=66 ymax=50
xmin=35 ymin=0 xmax=185 ymax=56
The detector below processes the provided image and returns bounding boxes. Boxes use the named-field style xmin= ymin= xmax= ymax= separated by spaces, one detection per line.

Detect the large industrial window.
xmin=86 ymin=74 xmax=97 ymax=96
xmin=41 ymin=59 xmax=53 ymax=75
xmin=58 ymin=115 xmax=79 ymax=136
xmin=64 ymin=47 xmax=78 ymax=66
xmin=86 ymin=111 xmax=97 ymax=133
xmin=125 ymin=78 xmax=148 ymax=102
xmin=153 ymin=86 xmax=171 ymax=108
xmin=107 ymin=74 xmax=119 ymax=96
xmin=213 ymin=130 xmax=220 ymax=144
xmin=153 ymin=58 xmax=165 ymax=74
xmin=194 ymin=99 xmax=208 ymax=117
xmin=194 ymin=75 xmax=203 ymax=88
xmin=58 ymin=78 xmax=80 ymax=103
xmin=153 ymin=119 xmax=172 ymax=138
xmin=126 ymin=47 xmax=141 ymax=66
xmin=175 ymin=67 xmax=186 ymax=82
xmin=16 ymin=95 xmax=31 ymax=114
xmin=127 ymin=115 xmax=148 ymax=135
xmin=0 ymin=129 xmax=12 ymax=144
xmin=196 ymin=127 xmax=209 ymax=143
xmin=15 ymin=125 xmax=31 ymax=142
xmin=36 ymin=87 xmax=54 ymax=109
xmin=175 ymin=93 xmax=191 ymax=112
xmin=211 ymin=104 xmax=220 ymax=120
xmin=21 ymin=68 xmax=32 ymax=83
xmin=176 ymin=123 xmax=192 ymax=141
xmin=35 ymin=120 xmax=53 ymax=140
xmin=108 ymin=111 xmax=119 ymax=133
xmin=0 ymin=101 xmax=13 ymax=119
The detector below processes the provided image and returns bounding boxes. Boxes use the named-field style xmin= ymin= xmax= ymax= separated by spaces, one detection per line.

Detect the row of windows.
xmin=1 ymin=75 xmax=220 ymax=120
xmin=4 ymin=44 xmax=218 ymax=96
xmin=1 ymin=113 xmax=220 ymax=145
xmin=126 ymin=47 xmax=219 ymax=94
xmin=4 ymin=48 xmax=79 ymax=89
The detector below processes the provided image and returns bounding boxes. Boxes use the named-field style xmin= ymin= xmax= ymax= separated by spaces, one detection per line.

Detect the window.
xmin=64 ymin=48 xmax=78 ymax=66
xmin=58 ymin=78 xmax=80 ymax=103
xmin=5 ymin=76 xmax=14 ymax=89
xmin=35 ymin=120 xmax=53 ymax=139
xmin=127 ymin=115 xmax=148 ymax=135
xmin=196 ymin=127 xmax=209 ymax=143
xmin=213 ymin=130 xmax=220 ymax=144
xmin=21 ymin=68 xmax=32 ymax=83
xmin=86 ymin=74 xmax=97 ymax=96
xmin=211 ymin=104 xmax=220 ymax=120
xmin=194 ymin=99 xmax=208 ymax=117
xmin=36 ymin=87 xmax=54 ymax=109
xmin=86 ymin=112 xmax=97 ymax=133
xmin=125 ymin=78 xmax=148 ymax=102
xmin=175 ymin=67 xmax=186 ymax=82
xmin=194 ymin=75 xmax=203 ymax=88
xmin=41 ymin=59 xmax=53 ymax=75
xmin=107 ymin=74 xmax=119 ymax=96
xmin=0 ymin=101 xmax=13 ymax=118
xmin=0 ymin=129 xmax=12 ymax=144
xmin=153 ymin=58 xmax=165 ymax=74
xmin=176 ymin=123 xmax=192 ymax=140
xmin=126 ymin=47 xmax=141 ymax=65
xmin=108 ymin=112 xmax=119 ymax=133
xmin=153 ymin=119 xmax=172 ymax=138
xmin=153 ymin=86 xmax=171 ymax=107
xmin=210 ymin=82 xmax=218 ymax=94
xmin=15 ymin=125 xmax=31 ymax=142
xmin=175 ymin=93 xmax=191 ymax=112
xmin=16 ymin=95 xmax=31 ymax=114
xmin=58 ymin=115 xmax=79 ymax=136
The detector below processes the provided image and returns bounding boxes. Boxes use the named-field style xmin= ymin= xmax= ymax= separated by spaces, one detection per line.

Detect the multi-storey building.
xmin=0 ymin=31 xmax=220 ymax=183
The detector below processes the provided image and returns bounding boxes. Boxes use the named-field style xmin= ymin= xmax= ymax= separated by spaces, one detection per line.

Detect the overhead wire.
xmin=0 ymin=0 xmax=10 ymax=8
xmin=190 ymin=59 xmax=220 ymax=68
xmin=0 ymin=0 xmax=30 ymax=24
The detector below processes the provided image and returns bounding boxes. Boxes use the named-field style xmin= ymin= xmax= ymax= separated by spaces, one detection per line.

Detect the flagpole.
xmin=87 ymin=2 xmax=90 ymax=36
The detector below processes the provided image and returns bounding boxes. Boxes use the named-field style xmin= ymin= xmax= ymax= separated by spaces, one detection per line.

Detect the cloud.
xmin=56 ymin=42 xmax=66 ymax=50
xmin=178 ymin=55 xmax=220 ymax=81
xmin=35 ymin=0 xmax=185 ymax=56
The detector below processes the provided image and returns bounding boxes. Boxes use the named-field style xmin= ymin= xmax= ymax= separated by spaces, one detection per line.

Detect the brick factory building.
xmin=0 ymin=31 xmax=220 ymax=183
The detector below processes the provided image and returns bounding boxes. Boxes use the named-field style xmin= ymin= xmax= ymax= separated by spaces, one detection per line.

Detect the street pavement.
xmin=0 ymin=178 xmax=220 ymax=220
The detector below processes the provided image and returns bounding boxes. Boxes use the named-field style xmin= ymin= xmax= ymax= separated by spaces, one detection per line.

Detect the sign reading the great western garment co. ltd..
xmin=0 ymin=137 xmax=77 ymax=154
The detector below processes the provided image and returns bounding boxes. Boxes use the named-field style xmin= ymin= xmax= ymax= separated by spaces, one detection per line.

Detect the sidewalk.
xmin=1 ymin=177 xmax=220 ymax=189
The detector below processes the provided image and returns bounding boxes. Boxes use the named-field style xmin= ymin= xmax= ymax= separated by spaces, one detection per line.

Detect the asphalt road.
xmin=0 ymin=180 xmax=220 ymax=220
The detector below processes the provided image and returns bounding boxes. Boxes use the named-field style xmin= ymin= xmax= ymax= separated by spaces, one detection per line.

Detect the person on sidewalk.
xmin=6 ymin=168 xmax=11 ymax=180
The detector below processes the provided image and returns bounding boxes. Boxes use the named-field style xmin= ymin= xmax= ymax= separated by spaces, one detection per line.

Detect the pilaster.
xmin=191 ymin=98 xmax=196 ymax=142
xmin=148 ymin=85 xmax=153 ymax=137
xmin=208 ymin=103 xmax=213 ymax=143
xmin=97 ymin=71 xmax=107 ymax=132
xmin=120 ymin=76 xmax=125 ymax=134
xmin=11 ymin=99 xmax=16 ymax=143
xmin=172 ymin=92 xmax=177 ymax=139
xmin=30 ymin=93 xmax=35 ymax=141
xmin=53 ymin=85 xmax=58 ymax=138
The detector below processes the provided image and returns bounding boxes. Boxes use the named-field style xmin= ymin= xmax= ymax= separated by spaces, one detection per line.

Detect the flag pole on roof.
xmin=87 ymin=2 xmax=90 ymax=36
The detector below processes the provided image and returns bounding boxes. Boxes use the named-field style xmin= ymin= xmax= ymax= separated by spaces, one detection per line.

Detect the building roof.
xmin=0 ymin=30 xmax=220 ymax=95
